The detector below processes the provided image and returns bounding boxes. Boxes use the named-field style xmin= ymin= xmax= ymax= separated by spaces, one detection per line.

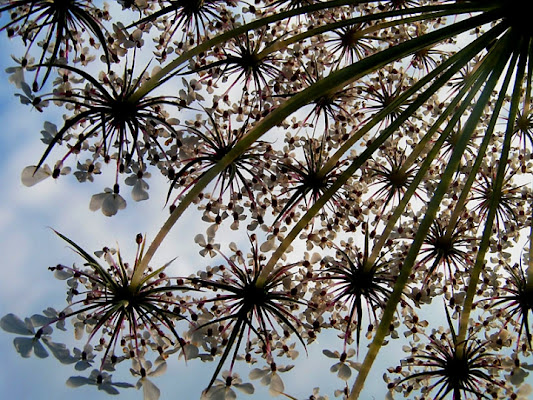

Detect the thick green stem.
xmin=259 ymin=22 xmax=505 ymax=284
xmin=133 ymin=11 xmax=495 ymax=287
xmin=457 ymin=35 xmax=527 ymax=343
xmin=348 ymin=34 xmax=512 ymax=399
xmin=130 ymin=1 xmax=494 ymax=102
xmin=317 ymin=21 xmax=505 ymax=179
xmin=367 ymin=50 xmax=498 ymax=267
xmin=442 ymin=50 xmax=518 ymax=241
xmin=257 ymin=6 xmax=474 ymax=61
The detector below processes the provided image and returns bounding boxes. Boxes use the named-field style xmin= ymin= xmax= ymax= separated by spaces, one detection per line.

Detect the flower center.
xmin=495 ymin=1 xmax=533 ymax=37
xmin=53 ymin=0 xmax=73 ymax=11
xmin=111 ymin=98 xmax=138 ymax=126
xmin=115 ymin=285 xmax=141 ymax=310
xmin=349 ymin=266 xmax=376 ymax=297
xmin=388 ymin=168 xmax=408 ymax=188
xmin=236 ymin=51 xmax=262 ymax=74
xmin=178 ymin=0 xmax=206 ymax=16
xmin=242 ymin=283 xmax=267 ymax=311
xmin=340 ymin=27 xmax=363 ymax=49
xmin=445 ymin=353 xmax=470 ymax=388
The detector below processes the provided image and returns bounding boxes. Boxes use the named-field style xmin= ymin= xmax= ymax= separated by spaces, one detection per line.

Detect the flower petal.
xmin=0 ymin=314 xmax=32 ymax=335
xmin=101 ymin=194 xmax=127 ymax=216
xmin=89 ymin=193 xmax=106 ymax=211
xmin=194 ymin=234 xmax=207 ymax=247
xmin=337 ymin=363 xmax=352 ymax=381
xmin=141 ymin=378 xmax=160 ymax=400
xmin=21 ymin=165 xmax=51 ymax=187
xmin=66 ymin=376 xmax=91 ymax=388
xmin=249 ymin=368 xmax=268 ymax=380
xmin=33 ymin=339 xmax=50 ymax=358
xmin=44 ymin=339 xmax=74 ymax=364
xmin=131 ymin=180 xmax=149 ymax=201
xmin=149 ymin=361 xmax=167 ymax=378
xmin=268 ymin=373 xmax=284 ymax=396
xmin=235 ymin=383 xmax=254 ymax=395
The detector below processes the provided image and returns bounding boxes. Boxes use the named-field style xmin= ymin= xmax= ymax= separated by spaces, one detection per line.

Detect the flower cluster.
xmin=2 ymin=0 xmax=533 ymax=399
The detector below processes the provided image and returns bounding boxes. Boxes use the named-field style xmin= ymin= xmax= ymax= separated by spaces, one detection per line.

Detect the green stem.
xmin=130 ymin=1 xmax=494 ymax=102
xmin=132 ymin=10 xmax=495 ymax=287
xmin=317 ymin=17 xmax=504 ymax=179
xmin=442 ymin=50 xmax=518 ymax=242
xmin=348 ymin=32 xmax=512 ymax=399
xmin=527 ymin=222 xmax=533 ymax=291
xmin=259 ymin=22 xmax=505 ymax=284
xmin=367 ymin=46 xmax=499 ymax=267
xmin=256 ymin=6 xmax=473 ymax=61
xmin=457 ymin=34 xmax=528 ymax=343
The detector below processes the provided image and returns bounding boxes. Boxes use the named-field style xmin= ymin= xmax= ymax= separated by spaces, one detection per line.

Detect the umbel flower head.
xmin=130 ymin=0 xmax=230 ymax=47
xmin=189 ymin=235 xmax=306 ymax=393
xmin=34 ymin=59 xmax=187 ymax=174
xmin=484 ymin=261 xmax=533 ymax=349
xmin=395 ymin=308 xmax=502 ymax=400
xmin=1 ymin=231 xmax=193 ymax=396
xmin=167 ymin=110 xmax=271 ymax=205
xmin=320 ymin=233 xmax=394 ymax=350
xmin=0 ymin=0 xmax=112 ymax=88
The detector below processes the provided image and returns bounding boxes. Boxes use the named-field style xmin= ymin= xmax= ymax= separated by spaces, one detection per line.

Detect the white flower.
xmin=74 ymin=160 xmax=102 ymax=183
xmin=72 ymin=344 xmax=96 ymax=371
xmin=39 ymin=121 xmax=59 ymax=145
xmin=202 ymin=372 xmax=254 ymax=400
xmin=5 ymin=55 xmax=35 ymax=88
xmin=21 ymin=163 xmax=71 ymax=187
xmin=194 ymin=234 xmax=220 ymax=258
xmin=125 ymin=165 xmax=151 ymax=201
xmin=66 ymin=369 xmax=134 ymax=395
xmin=323 ymin=349 xmax=361 ymax=381
xmin=249 ymin=363 xmax=293 ymax=396
xmin=15 ymin=81 xmax=48 ymax=111
xmin=89 ymin=187 xmax=127 ymax=216
xmin=131 ymin=359 xmax=167 ymax=400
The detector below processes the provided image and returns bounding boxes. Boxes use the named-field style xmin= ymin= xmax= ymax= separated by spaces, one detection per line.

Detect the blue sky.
xmin=0 ymin=34 xmax=401 ymax=399
xmin=0 ymin=6 xmax=496 ymax=399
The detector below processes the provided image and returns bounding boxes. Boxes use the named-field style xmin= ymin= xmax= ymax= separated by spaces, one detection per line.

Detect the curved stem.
xmin=316 ymin=19 xmax=504 ymax=179
xmin=129 ymin=0 xmax=373 ymax=102
xmin=133 ymin=10 xmax=495 ymax=287
xmin=130 ymin=1 xmax=493 ymax=102
xmin=367 ymin=44 xmax=500 ymax=267
xmin=256 ymin=4 xmax=477 ymax=61
xmin=442 ymin=51 xmax=520 ymax=241
xmin=259 ymin=22 xmax=505 ymax=284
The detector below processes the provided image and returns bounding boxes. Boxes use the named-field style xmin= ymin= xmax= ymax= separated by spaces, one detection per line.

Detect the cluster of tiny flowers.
xmin=2 ymin=1 xmax=533 ymax=399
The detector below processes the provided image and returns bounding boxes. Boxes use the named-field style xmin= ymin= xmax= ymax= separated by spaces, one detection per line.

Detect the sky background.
xmin=0 ymin=32 xmax=404 ymax=400
xmin=0 ymin=8 xmax=489 ymax=400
